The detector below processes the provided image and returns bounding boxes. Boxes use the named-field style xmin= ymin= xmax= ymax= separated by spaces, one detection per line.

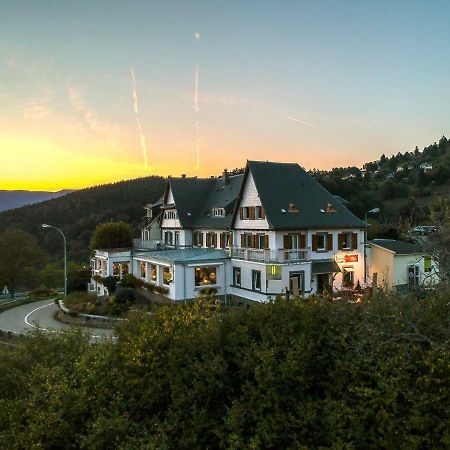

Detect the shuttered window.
xmin=338 ymin=232 xmax=358 ymax=250
xmin=312 ymin=233 xmax=332 ymax=251
xmin=283 ymin=234 xmax=306 ymax=249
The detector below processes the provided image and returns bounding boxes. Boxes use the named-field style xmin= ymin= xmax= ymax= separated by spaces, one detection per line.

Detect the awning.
xmin=312 ymin=260 xmax=341 ymax=275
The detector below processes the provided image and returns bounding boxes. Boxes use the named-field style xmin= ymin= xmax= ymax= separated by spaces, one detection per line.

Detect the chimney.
xmin=222 ymin=169 xmax=230 ymax=186
xmin=181 ymin=174 xmax=186 ymax=178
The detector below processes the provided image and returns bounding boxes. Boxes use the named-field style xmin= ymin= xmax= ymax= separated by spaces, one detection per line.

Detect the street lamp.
xmin=42 ymin=224 xmax=67 ymax=298
xmin=364 ymin=208 xmax=380 ymax=285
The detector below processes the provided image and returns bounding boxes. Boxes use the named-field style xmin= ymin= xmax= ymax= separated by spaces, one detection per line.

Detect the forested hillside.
xmin=0 ymin=177 xmax=166 ymax=262
xmin=313 ymin=135 xmax=450 ymax=222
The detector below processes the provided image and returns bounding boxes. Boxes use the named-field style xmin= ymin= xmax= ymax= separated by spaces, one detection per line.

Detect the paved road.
xmin=0 ymin=299 xmax=113 ymax=338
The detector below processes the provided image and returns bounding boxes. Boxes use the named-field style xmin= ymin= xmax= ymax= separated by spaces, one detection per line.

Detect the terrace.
xmin=230 ymin=247 xmax=308 ymax=263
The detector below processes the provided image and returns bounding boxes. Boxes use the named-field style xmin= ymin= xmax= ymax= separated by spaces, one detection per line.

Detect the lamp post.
xmin=364 ymin=208 xmax=380 ymax=285
xmin=42 ymin=224 xmax=67 ymax=298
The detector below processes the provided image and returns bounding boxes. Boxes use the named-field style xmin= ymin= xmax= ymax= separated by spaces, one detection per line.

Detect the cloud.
xmin=23 ymin=99 xmax=52 ymax=120
xmin=286 ymin=116 xmax=321 ymax=130
xmin=68 ymin=86 xmax=124 ymax=138
xmin=195 ymin=32 xmax=201 ymax=41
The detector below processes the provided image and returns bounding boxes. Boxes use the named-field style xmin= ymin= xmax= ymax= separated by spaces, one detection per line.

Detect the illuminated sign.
xmin=266 ymin=264 xmax=282 ymax=280
xmin=336 ymin=254 xmax=359 ymax=264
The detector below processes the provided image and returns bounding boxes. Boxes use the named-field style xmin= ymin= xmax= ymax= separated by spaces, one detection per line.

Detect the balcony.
xmin=229 ymin=247 xmax=308 ymax=263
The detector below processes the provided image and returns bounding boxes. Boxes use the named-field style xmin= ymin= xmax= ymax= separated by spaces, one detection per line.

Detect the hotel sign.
xmin=335 ymin=254 xmax=358 ymax=263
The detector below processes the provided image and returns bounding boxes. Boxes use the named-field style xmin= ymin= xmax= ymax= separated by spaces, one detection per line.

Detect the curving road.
xmin=0 ymin=299 xmax=113 ymax=338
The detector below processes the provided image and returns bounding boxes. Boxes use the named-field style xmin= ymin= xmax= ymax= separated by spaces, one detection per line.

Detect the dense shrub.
xmin=0 ymin=292 xmax=449 ymax=448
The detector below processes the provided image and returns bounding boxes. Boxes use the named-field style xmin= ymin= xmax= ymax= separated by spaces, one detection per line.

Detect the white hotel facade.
xmin=90 ymin=161 xmax=368 ymax=302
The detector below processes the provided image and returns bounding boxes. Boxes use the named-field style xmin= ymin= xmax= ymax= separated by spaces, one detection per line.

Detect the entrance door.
xmin=289 ymin=271 xmax=305 ymax=296
xmin=317 ymin=273 xmax=331 ymax=295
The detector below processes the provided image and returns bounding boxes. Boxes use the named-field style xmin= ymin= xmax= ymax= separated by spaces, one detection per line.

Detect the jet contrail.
xmin=194 ymin=63 xmax=200 ymax=113
xmin=194 ymin=33 xmax=201 ymax=169
xmin=286 ymin=116 xmax=320 ymax=130
xmin=130 ymin=67 xmax=149 ymax=168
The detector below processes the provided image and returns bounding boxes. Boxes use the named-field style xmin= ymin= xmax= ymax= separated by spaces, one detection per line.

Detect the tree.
xmin=0 ymin=229 xmax=47 ymax=297
xmin=89 ymin=221 xmax=133 ymax=253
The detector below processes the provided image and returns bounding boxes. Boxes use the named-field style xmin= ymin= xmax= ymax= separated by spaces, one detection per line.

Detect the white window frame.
xmin=233 ymin=267 xmax=241 ymax=286
xmin=343 ymin=232 xmax=352 ymax=250
xmin=212 ymin=208 xmax=225 ymax=217
xmin=316 ymin=233 xmax=327 ymax=251
xmin=252 ymin=270 xmax=261 ymax=292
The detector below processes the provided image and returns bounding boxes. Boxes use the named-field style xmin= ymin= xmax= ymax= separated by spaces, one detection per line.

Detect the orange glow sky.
xmin=1 ymin=2 xmax=449 ymax=191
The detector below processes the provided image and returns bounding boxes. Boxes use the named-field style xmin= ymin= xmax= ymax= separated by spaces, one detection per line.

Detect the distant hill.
xmin=0 ymin=177 xmax=166 ymax=262
xmin=312 ymin=135 xmax=450 ymax=222
xmin=0 ymin=190 xmax=73 ymax=212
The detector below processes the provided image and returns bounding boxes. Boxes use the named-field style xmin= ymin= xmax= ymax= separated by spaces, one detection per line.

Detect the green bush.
xmin=1 ymin=292 xmax=449 ymax=448
xmin=115 ymin=287 xmax=136 ymax=304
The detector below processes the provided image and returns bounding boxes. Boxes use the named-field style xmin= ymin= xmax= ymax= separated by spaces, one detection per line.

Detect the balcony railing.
xmin=229 ymin=247 xmax=308 ymax=263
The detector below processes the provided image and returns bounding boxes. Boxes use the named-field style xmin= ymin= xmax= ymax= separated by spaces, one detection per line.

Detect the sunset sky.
xmin=1 ymin=1 xmax=449 ymax=191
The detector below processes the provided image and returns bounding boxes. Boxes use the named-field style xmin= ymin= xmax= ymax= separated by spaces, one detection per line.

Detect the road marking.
xmin=24 ymin=302 xmax=54 ymax=328
xmin=23 ymin=301 xmax=112 ymax=339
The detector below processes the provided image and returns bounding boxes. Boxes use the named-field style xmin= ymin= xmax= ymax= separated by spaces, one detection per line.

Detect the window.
xmin=256 ymin=234 xmax=268 ymax=249
xmin=252 ymin=270 xmax=261 ymax=291
xmin=343 ymin=233 xmax=352 ymax=250
xmin=163 ymin=266 xmax=172 ymax=285
xmin=193 ymin=231 xmax=203 ymax=246
xmin=407 ymin=265 xmax=419 ymax=289
xmin=164 ymin=210 xmax=178 ymax=220
xmin=342 ymin=267 xmax=354 ymax=288
xmin=220 ymin=232 xmax=232 ymax=249
xmin=233 ymin=267 xmax=241 ymax=286
xmin=242 ymin=207 xmax=250 ymax=219
xmin=175 ymin=232 xmax=180 ymax=247
xmin=316 ymin=233 xmax=326 ymax=251
xmin=164 ymin=231 xmax=173 ymax=245
xmin=113 ymin=262 xmax=129 ymax=279
xmin=212 ymin=208 xmax=225 ymax=217
xmin=140 ymin=261 xmax=146 ymax=279
xmin=195 ymin=266 xmax=217 ymax=286
xmin=243 ymin=233 xmax=253 ymax=248
xmin=206 ymin=232 xmax=217 ymax=248
xmin=113 ymin=263 xmax=121 ymax=279
xmin=150 ymin=264 xmax=157 ymax=282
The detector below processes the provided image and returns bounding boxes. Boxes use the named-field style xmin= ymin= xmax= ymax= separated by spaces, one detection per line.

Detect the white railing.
xmin=229 ymin=247 xmax=308 ymax=263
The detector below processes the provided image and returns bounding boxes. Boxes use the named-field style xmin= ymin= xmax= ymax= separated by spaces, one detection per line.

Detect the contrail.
xmin=286 ymin=116 xmax=320 ymax=130
xmin=194 ymin=63 xmax=200 ymax=113
xmin=194 ymin=33 xmax=201 ymax=169
xmin=130 ymin=67 xmax=149 ymax=168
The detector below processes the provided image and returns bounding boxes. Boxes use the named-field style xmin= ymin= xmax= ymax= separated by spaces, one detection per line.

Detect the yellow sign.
xmin=266 ymin=264 xmax=282 ymax=280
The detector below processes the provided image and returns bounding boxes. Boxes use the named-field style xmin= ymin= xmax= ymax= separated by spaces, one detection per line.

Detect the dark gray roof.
xmin=193 ymin=174 xmax=244 ymax=229
xmin=166 ymin=177 xmax=215 ymax=227
xmin=235 ymin=161 xmax=365 ymax=230
xmin=370 ymin=239 xmax=424 ymax=255
xmin=164 ymin=174 xmax=243 ymax=229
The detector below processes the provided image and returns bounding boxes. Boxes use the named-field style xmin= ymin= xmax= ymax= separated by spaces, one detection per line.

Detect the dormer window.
xmin=213 ymin=208 xmax=225 ymax=218
xmin=164 ymin=210 xmax=178 ymax=220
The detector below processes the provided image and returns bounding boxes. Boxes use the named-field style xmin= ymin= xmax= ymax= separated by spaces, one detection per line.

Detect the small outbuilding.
xmin=368 ymin=239 xmax=438 ymax=292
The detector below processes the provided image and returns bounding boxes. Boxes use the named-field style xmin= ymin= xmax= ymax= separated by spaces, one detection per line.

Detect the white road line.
xmin=24 ymin=302 xmax=54 ymax=328
xmin=23 ymin=302 xmax=110 ymax=339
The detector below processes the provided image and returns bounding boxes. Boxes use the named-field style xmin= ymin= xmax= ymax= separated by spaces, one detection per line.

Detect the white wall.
xmin=234 ymin=172 xmax=270 ymax=230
